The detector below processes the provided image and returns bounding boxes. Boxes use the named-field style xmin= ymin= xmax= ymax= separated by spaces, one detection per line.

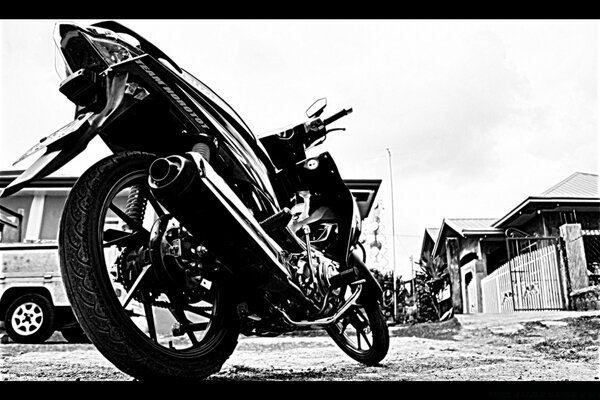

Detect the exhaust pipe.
xmin=148 ymin=152 xmax=317 ymax=310
xmin=149 ymin=155 xmax=198 ymax=199
xmin=148 ymin=158 xmax=179 ymax=186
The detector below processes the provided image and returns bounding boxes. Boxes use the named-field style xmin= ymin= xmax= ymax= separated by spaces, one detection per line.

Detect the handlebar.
xmin=301 ymin=107 xmax=353 ymax=149
xmin=323 ymin=108 xmax=353 ymax=126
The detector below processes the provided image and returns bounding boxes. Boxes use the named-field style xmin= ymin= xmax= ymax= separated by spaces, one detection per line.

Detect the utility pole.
xmin=410 ymin=255 xmax=414 ymax=278
xmin=410 ymin=254 xmax=414 ymax=294
xmin=386 ymin=148 xmax=397 ymax=322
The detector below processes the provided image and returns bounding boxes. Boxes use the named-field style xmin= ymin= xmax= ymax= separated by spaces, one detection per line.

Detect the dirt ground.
xmin=1 ymin=311 xmax=599 ymax=383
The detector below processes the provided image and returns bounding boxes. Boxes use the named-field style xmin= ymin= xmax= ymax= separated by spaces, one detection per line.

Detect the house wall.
xmin=436 ymin=235 xmax=501 ymax=314
xmin=519 ymin=211 xmax=600 ymax=238
xmin=40 ymin=195 xmax=68 ymax=241
xmin=460 ymin=259 xmax=486 ymax=313
xmin=458 ymin=238 xmax=481 ymax=262
xmin=570 ymin=211 xmax=600 ymax=230
xmin=518 ymin=215 xmax=546 ymax=237
xmin=0 ymin=196 xmax=33 ymax=243
xmin=445 ymin=237 xmax=462 ymax=314
xmin=480 ymin=239 xmax=508 ymax=275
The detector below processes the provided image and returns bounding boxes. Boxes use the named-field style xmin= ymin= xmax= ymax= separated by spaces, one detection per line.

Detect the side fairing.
xmin=102 ymin=55 xmax=281 ymax=214
xmin=294 ymin=152 xmax=361 ymax=265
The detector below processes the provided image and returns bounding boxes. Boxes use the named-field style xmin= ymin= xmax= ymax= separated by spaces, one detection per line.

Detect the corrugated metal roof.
xmin=446 ymin=218 xmax=498 ymax=232
xmin=540 ymin=172 xmax=598 ymax=198
xmin=429 ymin=218 xmax=502 ymax=257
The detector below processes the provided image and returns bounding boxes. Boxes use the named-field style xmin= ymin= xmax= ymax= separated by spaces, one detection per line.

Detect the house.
xmin=0 ymin=171 xmax=78 ymax=243
xmin=420 ymin=172 xmax=600 ymax=314
xmin=422 ymin=218 xmax=505 ymax=314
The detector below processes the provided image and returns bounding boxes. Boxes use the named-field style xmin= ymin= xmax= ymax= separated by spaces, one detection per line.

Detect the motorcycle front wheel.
xmin=326 ymin=274 xmax=389 ymax=365
xmin=59 ymin=151 xmax=240 ymax=381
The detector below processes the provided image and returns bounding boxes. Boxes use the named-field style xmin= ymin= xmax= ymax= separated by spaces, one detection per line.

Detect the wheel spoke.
xmin=183 ymin=304 xmax=215 ymax=319
xmin=103 ymin=229 xmax=139 ymax=247
xmin=121 ymin=265 xmax=152 ymax=309
xmin=109 ymin=203 xmax=147 ymax=232
xmin=349 ymin=308 xmax=369 ymax=331
xmin=141 ymin=294 xmax=157 ymax=342
xmin=184 ymin=323 xmax=211 ymax=344
xmin=338 ymin=317 xmax=351 ymax=335
xmin=186 ymin=331 xmax=199 ymax=345
xmin=359 ymin=329 xmax=372 ymax=348
xmin=168 ymin=306 xmax=211 ymax=345
xmin=187 ymin=322 xmax=210 ymax=331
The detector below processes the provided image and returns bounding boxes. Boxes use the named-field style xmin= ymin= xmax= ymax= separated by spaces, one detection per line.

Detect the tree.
xmin=415 ymin=254 xmax=449 ymax=322
xmin=360 ymin=200 xmax=389 ymax=272
xmin=369 ymin=268 xmax=399 ymax=322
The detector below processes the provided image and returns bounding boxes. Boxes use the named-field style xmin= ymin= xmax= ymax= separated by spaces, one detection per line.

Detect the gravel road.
xmin=1 ymin=311 xmax=599 ymax=383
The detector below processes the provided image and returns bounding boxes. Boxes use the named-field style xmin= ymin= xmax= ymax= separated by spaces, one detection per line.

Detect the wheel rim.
xmin=93 ymin=167 xmax=228 ymax=356
xmin=331 ymin=305 xmax=374 ymax=355
xmin=11 ymin=302 xmax=44 ymax=336
xmin=329 ymin=284 xmax=376 ymax=355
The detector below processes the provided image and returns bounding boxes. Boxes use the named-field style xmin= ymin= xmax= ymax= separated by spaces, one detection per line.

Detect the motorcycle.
xmin=0 ymin=20 xmax=389 ymax=380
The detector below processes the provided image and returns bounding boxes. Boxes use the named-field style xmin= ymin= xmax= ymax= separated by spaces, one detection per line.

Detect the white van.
xmin=0 ymin=171 xmax=88 ymax=343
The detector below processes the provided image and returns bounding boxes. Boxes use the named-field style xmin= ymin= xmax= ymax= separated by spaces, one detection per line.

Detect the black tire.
xmin=326 ymin=288 xmax=389 ymax=366
xmin=60 ymin=324 xmax=90 ymax=343
xmin=59 ymin=151 xmax=240 ymax=381
xmin=4 ymin=293 xmax=55 ymax=343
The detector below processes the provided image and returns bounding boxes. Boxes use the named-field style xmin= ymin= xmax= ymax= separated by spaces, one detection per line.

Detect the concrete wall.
xmin=458 ymin=238 xmax=480 ymax=262
xmin=559 ymin=223 xmax=590 ymax=294
xmin=460 ymin=259 xmax=486 ymax=313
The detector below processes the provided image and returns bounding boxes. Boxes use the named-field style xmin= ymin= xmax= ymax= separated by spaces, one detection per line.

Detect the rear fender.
xmin=0 ymin=73 xmax=129 ymax=198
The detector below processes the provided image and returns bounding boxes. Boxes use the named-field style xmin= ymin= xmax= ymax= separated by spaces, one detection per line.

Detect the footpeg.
xmin=329 ymin=266 xmax=360 ymax=290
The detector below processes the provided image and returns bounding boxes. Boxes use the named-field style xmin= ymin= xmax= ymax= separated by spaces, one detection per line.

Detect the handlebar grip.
xmin=323 ymin=108 xmax=353 ymax=126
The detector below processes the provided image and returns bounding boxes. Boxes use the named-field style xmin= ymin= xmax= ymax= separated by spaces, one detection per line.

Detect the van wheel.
xmin=4 ymin=294 xmax=55 ymax=343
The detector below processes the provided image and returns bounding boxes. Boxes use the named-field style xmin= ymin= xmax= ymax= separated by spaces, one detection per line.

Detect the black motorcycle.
xmin=1 ymin=21 xmax=389 ymax=380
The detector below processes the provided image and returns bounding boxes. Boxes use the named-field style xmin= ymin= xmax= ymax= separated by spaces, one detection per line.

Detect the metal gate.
xmin=505 ymin=236 xmax=566 ymax=311
xmin=582 ymin=229 xmax=600 ymax=285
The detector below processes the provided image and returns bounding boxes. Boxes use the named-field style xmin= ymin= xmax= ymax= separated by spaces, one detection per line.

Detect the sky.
xmin=1 ymin=19 xmax=598 ymax=279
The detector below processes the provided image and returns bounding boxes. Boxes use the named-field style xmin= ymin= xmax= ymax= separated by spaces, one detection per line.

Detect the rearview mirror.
xmin=306 ymin=98 xmax=327 ymax=118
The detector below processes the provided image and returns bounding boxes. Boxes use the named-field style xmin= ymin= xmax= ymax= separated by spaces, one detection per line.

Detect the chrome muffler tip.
xmin=149 ymin=157 xmax=180 ymax=186
xmin=148 ymin=155 xmax=199 ymax=199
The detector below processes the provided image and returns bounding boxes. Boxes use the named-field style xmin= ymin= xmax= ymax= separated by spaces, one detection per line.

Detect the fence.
xmin=481 ymin=259 xmax=515 ymax=313
xmin=482 ymin=244 xmax=565 ymax=313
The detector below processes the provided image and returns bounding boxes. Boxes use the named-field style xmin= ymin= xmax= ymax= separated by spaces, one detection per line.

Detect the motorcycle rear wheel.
xmin=59 ymin=151 xmax=240 ymax=381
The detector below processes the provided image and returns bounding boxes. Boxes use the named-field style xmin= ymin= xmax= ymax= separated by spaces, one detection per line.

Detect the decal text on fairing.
xmin=135 ymin=59 xmax=210 ymax=130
